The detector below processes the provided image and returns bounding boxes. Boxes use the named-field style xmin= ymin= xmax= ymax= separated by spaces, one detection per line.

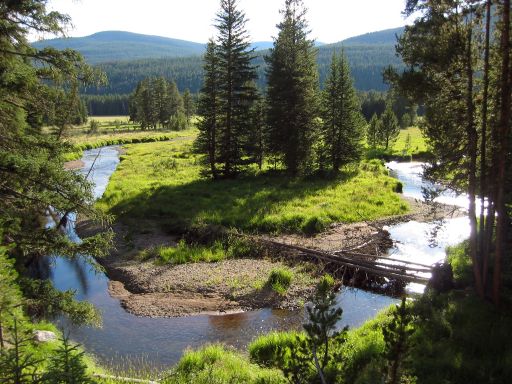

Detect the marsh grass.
xmin=98 ymin=139 xmax=408 ymax=235
xmin=162 ymin=344 xmax=285 ymax=384
xmin=156 ymin=239 xmax=226 ymax=264
xmin=267 ymin=268 xmax=293 ymax=295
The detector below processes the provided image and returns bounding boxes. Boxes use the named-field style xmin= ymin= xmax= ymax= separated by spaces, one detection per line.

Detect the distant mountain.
xmin=31 ymin=29 xmax=375 ymax=65
xmin=337 ymin=26 xmax=404 ymax=46
xmin=31 ymin=31 xmax=205 ymax=64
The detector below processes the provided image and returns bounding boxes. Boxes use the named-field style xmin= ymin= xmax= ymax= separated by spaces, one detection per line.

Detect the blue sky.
xmin=45 ymin=0 xmax=411 ymax=44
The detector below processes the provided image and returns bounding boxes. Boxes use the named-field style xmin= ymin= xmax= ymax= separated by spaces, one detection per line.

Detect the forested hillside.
xmin=86 ymin=41 xmax=403 ymax=97
xmin=34 ymin=27 xmax=404 ymax=102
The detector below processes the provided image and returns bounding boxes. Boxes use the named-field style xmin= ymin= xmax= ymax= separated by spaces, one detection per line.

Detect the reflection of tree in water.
xmin=28 ymin=255 xmax=91 ymax=295
xmin=62 ymin=257 xmax=90 ymax=295
xmin=208 ymin=312 xmax=250 ymax=332
xmin=27 ymin=255 xmax=52 ymax=280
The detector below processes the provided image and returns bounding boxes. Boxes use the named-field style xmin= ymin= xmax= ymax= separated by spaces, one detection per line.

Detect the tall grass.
xmin=162 ymin=344 xmax=285 ymax=384
xmin=267 ymin=268 xmax=293 ymax=295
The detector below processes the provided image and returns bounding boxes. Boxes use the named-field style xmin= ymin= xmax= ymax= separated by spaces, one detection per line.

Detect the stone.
xmin=33 ymin=330 xmax=57 ymax=343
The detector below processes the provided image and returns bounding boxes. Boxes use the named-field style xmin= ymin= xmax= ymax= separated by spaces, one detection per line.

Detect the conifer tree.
xmin=379 ymin=105 xmax=400 ymax=150
xmin=43 ymin=333 xmax=93 ymax=384
xmin=382 ymin=298 xmax=414 ymax=384
xmin=0 ymin=318 xmax=42 ymax=384
xmin=266 ymin=0 xmax=319 ymax=175
xmin=195 ymin=39 xmax=221 ymax=179
xmin=389 ymin=0 xmax=512 ymax=303
xmin=367 ymin=113 xmax=381 ymax=149
xmin=182 ymin=88 xmax=195 ymax=126
xmin=215 ymin=0 xmax=257 ymax=177
xmin=321 ymin=51 xmax=364 ymax=171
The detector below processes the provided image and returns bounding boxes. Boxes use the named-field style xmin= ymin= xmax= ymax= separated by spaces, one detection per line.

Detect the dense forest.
xmin=84 ymin=44 xmax=402 ymax=97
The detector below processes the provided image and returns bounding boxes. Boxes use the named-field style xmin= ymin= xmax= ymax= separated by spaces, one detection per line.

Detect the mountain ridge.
xmin=32 ymin=27 xmax=404 ymax=64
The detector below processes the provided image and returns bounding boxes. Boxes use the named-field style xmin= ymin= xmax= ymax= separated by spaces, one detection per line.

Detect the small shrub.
xmin=267 ymin=268 xmax=293 ymax=295
xmin=445 ymin=241 xmax=472 ymax=286
xmin=249 ymin=331 xmax=304 ymax=368
xmin=393 ymin=181 xmax=403 ymax=193
xmin=302 ymin=216 xmax=328 ymax=235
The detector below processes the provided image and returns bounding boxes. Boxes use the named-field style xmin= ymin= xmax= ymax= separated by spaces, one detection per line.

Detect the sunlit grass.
xmin=98 ymin=137 xmax=408 ymax=235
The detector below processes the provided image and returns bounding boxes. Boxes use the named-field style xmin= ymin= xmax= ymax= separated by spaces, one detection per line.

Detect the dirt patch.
xmin=105 ymin=258 xmax=315 ymax=318
xmin=64 ymin=159 xmax=85 ymax=170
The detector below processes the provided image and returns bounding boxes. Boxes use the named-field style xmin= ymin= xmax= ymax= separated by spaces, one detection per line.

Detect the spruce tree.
xmin=367 ymin=113 xmax=381 ymax=149
xmin=379 ymin=105 xmax=400 ymax=150
xmin=321 ymin=51 xmax=364 ymax=171
xmin=266 ymin=0 xmax=319 ymax=175
xmin=0 ymin=318 xmax=42 ymax=384
xmin=182 ymin=88 xmax=195 ymax=126
xmin=43 ymin=333 xmax=93 ymax=384
xmin=0 ymin=0 xmax=112 ymax=295
xmin=215 ymin=0 xmax=257 ymax=177
xmin=195 ymin=39 xmax=220 ymax=179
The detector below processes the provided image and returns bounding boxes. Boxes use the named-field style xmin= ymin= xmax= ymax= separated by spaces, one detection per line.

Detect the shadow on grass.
xmin=107 ymin=170 xmax=361 ymax=235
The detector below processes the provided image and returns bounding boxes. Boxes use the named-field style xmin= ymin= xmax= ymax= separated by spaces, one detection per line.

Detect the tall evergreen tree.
xmin=379 ymin=105 xmax=400 ymax=150
xmin=195 ymin=39 xmax=221 ymax=179
xmin=0 ymin=0 xmax=112 ymax=289
xmin=367 ymin=113 xmax=381 ymax=149
xmin=182 ymin=88 xmax=195 ymax=126
xmin=266 ymin=0 xmax=319 ymax=175
xmin=321 ymin=51 xmax=364 ymax=171
xmin=215 ymin=0 xmax=257 ymax=177
xmin=43 ymin=333 xmax=93 ymax=384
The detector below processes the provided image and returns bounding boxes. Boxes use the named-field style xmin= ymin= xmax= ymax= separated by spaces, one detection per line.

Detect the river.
xmin=50 ymin=148 xmax=469 ymax=370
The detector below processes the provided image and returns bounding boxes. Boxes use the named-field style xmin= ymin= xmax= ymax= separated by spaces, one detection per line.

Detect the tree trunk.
xmin=465 ymin=26 xmax=484 ymax=298
xmin=493 ymin=0 xmax=511 ymax=306
xmin=480 ymin=0 xmax=492 ymax=289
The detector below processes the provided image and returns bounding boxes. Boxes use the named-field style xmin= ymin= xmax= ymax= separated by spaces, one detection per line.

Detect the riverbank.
xmin=77 ymin=193 xmax=464 ymax=318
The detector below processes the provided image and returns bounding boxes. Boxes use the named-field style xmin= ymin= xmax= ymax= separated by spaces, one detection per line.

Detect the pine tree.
xmin=0 ymin=0 xmax=112 ymax=288
xmin=284 ymin=274 xmax=347 ymax=384
xmin=0 ymin=247 xmax=22 ymax=350
xmin=182 ymin=88 xmax=195 ymax=126
xmin=382 ymin=298 xmax=414 ymax=384
xmin=0 ymin=318 xmax=42 ymax=384
xmin=367 ymin=113 xmax=381 ymax=149
xmin=321 ymin=51 xmax=364 ymax=171
xmin=43 ymin=333 xmax=93 ymax=384
xmin=215 ymin=0 xmax=257 ymax=177
xmin=195 ymin=39 xmax=220 ymax=179
xmin=379 ymin=105 xmax=400 ymax=150
xmin=266 ymin=0 xmax=319 ymax=175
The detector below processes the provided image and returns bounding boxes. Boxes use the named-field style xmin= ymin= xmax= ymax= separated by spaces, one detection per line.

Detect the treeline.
xmin=82 ymin=89 xmax=415 ymax=127
xmin=195 ymin=0 xmax=369 ymax=178
xmin=82 ymin=94 xmax=130 ymax=115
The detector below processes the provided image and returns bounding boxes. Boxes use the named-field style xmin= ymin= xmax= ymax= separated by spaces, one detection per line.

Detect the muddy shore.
xmin=77 ymin=196 xmax=464 ymax=318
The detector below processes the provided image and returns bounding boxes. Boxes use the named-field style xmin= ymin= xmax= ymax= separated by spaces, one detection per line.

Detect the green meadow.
xmin=98 ymin=137 xmax=408 ymax=235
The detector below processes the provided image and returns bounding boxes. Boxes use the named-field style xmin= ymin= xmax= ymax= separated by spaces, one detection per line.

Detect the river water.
xmin=51 ymin=149 xmax=469 ymax=369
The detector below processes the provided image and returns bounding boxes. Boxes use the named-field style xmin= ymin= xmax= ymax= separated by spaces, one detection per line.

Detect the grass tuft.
xmin=267 ymin=268 xmax=293 ymax=295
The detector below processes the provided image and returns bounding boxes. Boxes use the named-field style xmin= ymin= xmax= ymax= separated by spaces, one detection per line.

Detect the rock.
xmin=33 ymin=330 xmax=57 ymax=343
